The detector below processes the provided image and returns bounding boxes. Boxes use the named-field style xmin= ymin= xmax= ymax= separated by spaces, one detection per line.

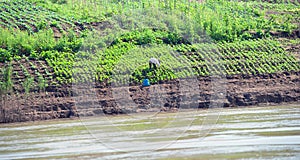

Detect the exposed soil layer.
xmin=1 ymin=71 xmax=299 ymax=123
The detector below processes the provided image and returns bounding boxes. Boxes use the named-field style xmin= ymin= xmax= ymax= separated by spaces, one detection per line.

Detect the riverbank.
xmin=1 ymin=71 xmax=299 ymax=123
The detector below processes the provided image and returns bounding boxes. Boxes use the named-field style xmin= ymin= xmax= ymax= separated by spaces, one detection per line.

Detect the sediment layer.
xmin=1 ymin=71 xmax=299 ymax=123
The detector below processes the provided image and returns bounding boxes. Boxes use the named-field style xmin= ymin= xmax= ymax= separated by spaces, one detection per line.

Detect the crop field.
xmin=0 ymin=0 xmax=299 ymax=92
xmin=0 ymin=0 xmax=84 ymax=35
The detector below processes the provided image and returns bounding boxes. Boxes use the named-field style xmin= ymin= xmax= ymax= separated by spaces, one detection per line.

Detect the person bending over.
xmin=149 ymin=58 xmax=160 ymax=70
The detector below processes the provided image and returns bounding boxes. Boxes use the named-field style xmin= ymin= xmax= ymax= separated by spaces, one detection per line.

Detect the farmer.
xmin=149 ymin=58 xmax=160 ymax=69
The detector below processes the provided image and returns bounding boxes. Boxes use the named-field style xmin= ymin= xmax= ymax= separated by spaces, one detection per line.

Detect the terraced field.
xmin=0 ymin=0 xmax=85 ymax=36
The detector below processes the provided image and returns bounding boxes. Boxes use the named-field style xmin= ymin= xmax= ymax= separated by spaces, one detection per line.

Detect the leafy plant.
xmin=22 ymin=76 xmax=34 ymax=94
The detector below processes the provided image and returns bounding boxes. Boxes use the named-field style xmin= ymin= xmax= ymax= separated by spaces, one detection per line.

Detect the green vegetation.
xmin=0 ymin=28 xmax=82 ymax=62
xmin=0 ymin=0 xmax=299 ymax=91
xmin=0 ymin=64 xmax=13 ymax=94
xmin=0 ymin=0 xmax=80 ymax=33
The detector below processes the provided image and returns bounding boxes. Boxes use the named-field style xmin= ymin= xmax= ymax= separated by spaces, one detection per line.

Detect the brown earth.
xmin=1 ymin=71 xmax=299 ymax=123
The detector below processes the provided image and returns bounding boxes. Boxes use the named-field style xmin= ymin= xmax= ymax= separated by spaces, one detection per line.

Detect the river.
xmin=0 ymin=105 xmax=299 ymax=159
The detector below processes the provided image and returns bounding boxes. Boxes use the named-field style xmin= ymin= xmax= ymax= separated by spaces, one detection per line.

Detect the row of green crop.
xmin=181 ymin=39 xmax=300 ymax=76
xmin=0 ymin=0 xmax=78 ymax=34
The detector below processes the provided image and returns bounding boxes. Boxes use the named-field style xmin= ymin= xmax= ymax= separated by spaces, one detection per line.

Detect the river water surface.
xmin=0 ymin=105 xmax=299 ymax=159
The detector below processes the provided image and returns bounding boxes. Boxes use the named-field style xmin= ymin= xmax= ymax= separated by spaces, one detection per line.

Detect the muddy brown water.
xmin=0 ymin=105 xmax=299 ymax=159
